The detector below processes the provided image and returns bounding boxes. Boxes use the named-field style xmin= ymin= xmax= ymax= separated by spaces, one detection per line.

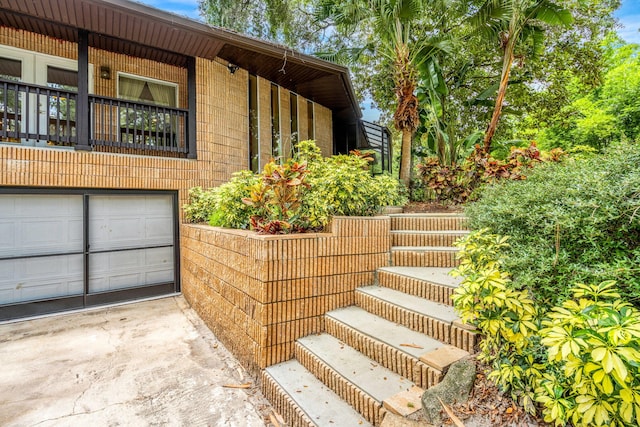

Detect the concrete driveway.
xmin=0 ymin=296 xmax=273 ymax=426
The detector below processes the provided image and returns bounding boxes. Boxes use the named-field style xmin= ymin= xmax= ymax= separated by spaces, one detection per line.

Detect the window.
xmin=248 ymin=74 xmax=259 ymax=172
xmin=0 ymin=57 xmax=22 ymax=141
xmin=117 ymin=74 xmax=178 ymax=146
xmin=46 ymin=66 xmax=77 ymax=142
xmin=270 ymin=83 xmax=281 ymax=160
xmin=118 ymin=75 xmax=176 ymax=107
xmin=307 ymin=100 xmax=314 ymax=140
xmin=290 ymin=93 xmax=298 ymax=147
xmin=0 ymin=57 xmax=21 ymax=80
xmin=0 ymin=45 xmax=88 ymax=147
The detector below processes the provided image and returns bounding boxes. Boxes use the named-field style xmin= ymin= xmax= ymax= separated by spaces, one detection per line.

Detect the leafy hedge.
xmin=183 ymin=140 xmax=407 ymax=233
xmin=464 ymin=143 xmax=640 ymax=308
xmin=453 ymin=230 xmax=640 ymax=427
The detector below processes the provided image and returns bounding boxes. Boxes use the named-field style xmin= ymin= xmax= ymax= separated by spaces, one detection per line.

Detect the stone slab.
xmin=419 ymin=345 xmax=470 ymax=371
xmin=358 ymin=285 xmax=458 ymax=323
xmin=383 ymin=385 xmax=424 ymax=417
xmin=378 ymin=266 xmax=462 ymax=288
xmin=327 ymin=306 xmax=442 ymax=358
xmin=297 ymin=333 xmax=415 ymax=403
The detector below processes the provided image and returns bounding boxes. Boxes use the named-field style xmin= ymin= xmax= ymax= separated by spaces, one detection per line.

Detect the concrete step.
xmin=388 ymin=214 xmax=467 ymax=231
xmin=391 ymin=230 xmax=469 ymax=247
xmin=356 ymin=286 xmax=476 ymax=353
xmin=376 ymin=266 xmax=461 ymax=306
xmin=391 ymin=246 xmax=460 ymax=267
xmin=262 ymin=360 xmax=372 ymax=427
xmin=295 ymin=333 xmax=425 ymax=426
xmin=324 ymin=306 xmax=469 ymax=389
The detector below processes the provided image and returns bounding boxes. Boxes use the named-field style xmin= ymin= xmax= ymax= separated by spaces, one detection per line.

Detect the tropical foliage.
xmin=465 ymin=142 xmax=640 ymax=308
xmin=183 ymin=140 xmax=407 ymax=233
xmin=314 ymin=0 xmax=451 ymax=185
xmin=453 ymin=230 xmax=640 ymax=426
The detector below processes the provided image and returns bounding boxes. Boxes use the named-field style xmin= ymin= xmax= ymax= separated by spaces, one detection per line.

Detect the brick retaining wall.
xmin=181 ymin=216 xmax=390 ymax=373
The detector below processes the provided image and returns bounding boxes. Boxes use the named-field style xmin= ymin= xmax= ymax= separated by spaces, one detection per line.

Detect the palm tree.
xmin=473 ymin=0 xmax=573 ymax=153
xmin=316 ymin=0 xmax=449 ymax=185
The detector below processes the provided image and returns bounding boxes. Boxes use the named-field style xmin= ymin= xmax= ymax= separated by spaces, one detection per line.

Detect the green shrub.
xmin=243 ymin=160 xmax=316 ymax=234
xmin=452 ymin=229 xmax=543 ymax=415
xmin=183 ymin=186 xmax=217 ymax=223
xmin=465 ymin=143 xmax=640 ymax=308
xmin=182 ymin=171 xmax=260 ymax=228
xmin=417 ymin=143 xmax=563 ymax=204
xmin=182 ymin=140 xmax=408 ymax=233
xmin=538 ymin=281 xmax=640 ymax=427
xmin=453 ymin=230 xmax=640 ymax=426
xmin=303 ymin=153 xmax=407 ymax=218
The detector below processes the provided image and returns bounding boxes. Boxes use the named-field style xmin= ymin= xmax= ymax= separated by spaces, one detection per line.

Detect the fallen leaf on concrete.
xmin=269 ymin=412 xmax=282 ymax=427
xmin=438 ymin=396 xmax=465 ymax=427
xmin=223 ymin=383 xmax=251 ymax=389
xmin=400 ymin=343 xmax=424 ymax=349
xmin=271 ymin=410 xmax=285 ymax=425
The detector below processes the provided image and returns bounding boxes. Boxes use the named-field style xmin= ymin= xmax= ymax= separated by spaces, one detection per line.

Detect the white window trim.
xmin=0 ymin=44 xmax=94 ymax=91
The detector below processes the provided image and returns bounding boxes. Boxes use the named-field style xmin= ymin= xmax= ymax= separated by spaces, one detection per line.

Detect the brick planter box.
xmin=181 ymin=216 xmax=391 ymax=373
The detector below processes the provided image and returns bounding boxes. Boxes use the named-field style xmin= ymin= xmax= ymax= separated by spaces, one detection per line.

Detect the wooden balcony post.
xmin=75 ymin=29 xmax=91 ymax=151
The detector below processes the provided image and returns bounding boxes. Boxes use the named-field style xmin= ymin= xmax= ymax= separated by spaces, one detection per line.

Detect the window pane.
xmin=271 ymin=83 xmax=281 ymax=159
xmin=307 ymin=100 xmax=314 ymax=140
xmin=0 ymin=57 xmax=21 ymax=81
xmin=0 ymin=57 xmax=22 ymax=140
xmin=290 ymin=93 xmax=298 ymax=147
xmin=249 ymin=74 xmax=259 ymax=172
xmin=47 ymin=66 xmax=77 ymax=90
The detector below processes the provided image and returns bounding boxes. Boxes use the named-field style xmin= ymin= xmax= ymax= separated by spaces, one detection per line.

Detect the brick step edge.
xmin=390 ymin=216 xmax=468 ymax=231
xmin=391 ymin=232 xmax=467 ymax=247
xmin=295 ymin=342 xmax=387 ymax=426
xmin=324 ymin=315 xmax=443 ymax=390
xmin=355 ymin=290 xmax=476 ymax=353
xmin=391 ymin=250 xmax=460 ymax=268
xmin=261 ymin=371 xmax=316 ymax=427
xmin=376 ymin=269 xmax=456 ymax=306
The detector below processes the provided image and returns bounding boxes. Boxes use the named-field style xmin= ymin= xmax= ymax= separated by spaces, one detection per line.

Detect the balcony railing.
xmin=0 ymin=80 xmax=189 ymax=156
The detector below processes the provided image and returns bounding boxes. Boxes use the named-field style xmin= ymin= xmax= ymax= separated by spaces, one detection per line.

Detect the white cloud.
xmin=618 ymin=14 xmax=640 ymax=44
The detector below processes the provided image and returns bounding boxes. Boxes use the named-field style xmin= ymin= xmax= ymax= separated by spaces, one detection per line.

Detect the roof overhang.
xmin=0 ymin=0 xmax=362 ymax=123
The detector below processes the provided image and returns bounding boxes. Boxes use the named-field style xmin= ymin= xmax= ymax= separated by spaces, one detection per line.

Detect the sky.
xmin=141 ymin=0 xmax=638 ymax=122
xmin=139 ymin=0 xmax=640 ymax=44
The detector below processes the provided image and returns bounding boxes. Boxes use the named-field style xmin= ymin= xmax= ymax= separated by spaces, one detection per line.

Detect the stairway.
xmin=262 ymin=214 xmax=477 ymax=427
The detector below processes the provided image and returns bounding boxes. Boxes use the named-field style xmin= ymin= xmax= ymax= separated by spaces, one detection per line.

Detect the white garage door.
xmin=0 ymin=191 xmax=178 ymax=320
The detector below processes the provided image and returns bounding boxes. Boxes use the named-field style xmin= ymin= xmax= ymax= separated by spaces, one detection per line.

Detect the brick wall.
xmin=181 ymin=216 xmax=391 ymax=373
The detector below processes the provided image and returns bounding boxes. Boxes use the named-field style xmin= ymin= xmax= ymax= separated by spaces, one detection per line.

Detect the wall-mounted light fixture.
xmin=227 ymin=63 xmax=239 ymax=74
xmin=100 ymin=65 xmax=111 ymax=80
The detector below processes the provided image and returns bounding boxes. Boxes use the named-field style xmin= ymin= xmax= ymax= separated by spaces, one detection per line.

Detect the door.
xmin=0 ymin=190 xmax=179 ymax=321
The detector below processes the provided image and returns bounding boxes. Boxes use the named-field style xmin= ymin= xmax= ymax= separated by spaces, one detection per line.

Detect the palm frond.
xmin=314 ymin=44 xmax=373 ymax=65
xmin=521 ymin=24 xmax=545 ymax=57
xmin=467 ymin=0 xmax=511 ymax=36
xmin=527 ymin=0 xmax=573 ymax=27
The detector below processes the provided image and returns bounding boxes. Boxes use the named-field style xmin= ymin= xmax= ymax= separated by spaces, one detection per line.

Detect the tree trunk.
xmin=483 ymin=37 xmax=516 ymax=153
xmin=399 ymin=128 xmax=413 ymax=186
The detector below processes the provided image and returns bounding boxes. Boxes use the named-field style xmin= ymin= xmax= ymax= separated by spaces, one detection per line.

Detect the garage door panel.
xmin=0 ymin=195 xmax=83 ymax=258
xmin=0 ymin=255 xmax=84 ymax=305
xmin=0 ymin=192 xmax=176 ymax=319
xmin=88 ymin=247 xmax=174 ymax=293
xmin=89 ymin=195 xmax=173 ymax=251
